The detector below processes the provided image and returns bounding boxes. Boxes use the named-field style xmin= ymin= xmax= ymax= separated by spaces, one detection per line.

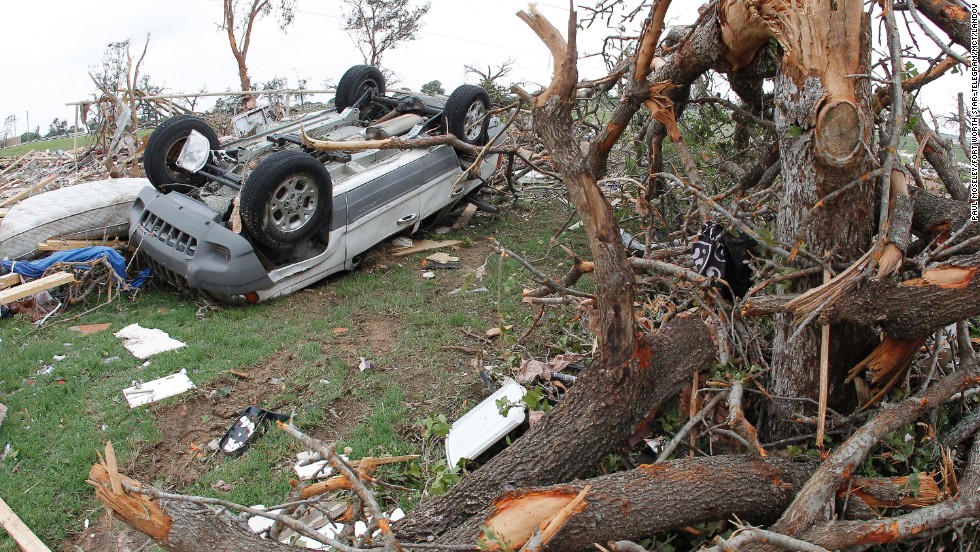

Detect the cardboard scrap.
xmin=114 ymin=324 xmax=186 ymax=359
xmin=123 ymin=369 xmax=196 ymax=408
xmin=70 ymin=323 xmax=112 ymax=335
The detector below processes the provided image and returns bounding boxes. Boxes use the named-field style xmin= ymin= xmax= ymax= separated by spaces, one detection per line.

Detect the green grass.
xmin=0 ymin=194 xmax=588 ymax=549
xmin=0 ymin=136 xmax=94 ymax=158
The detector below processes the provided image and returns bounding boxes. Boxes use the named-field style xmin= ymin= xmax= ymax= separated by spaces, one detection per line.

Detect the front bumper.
xmin=129 ymin=188 xmax=273 ymax=295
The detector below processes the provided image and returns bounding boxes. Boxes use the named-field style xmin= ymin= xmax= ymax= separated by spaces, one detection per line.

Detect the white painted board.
xmin=445 ymin=378 xmax=526 ymax=468
xmin=114 ymin=324 xmax=186 ymax=359
xmin=123 ymin=369 xmax=196 ymax=408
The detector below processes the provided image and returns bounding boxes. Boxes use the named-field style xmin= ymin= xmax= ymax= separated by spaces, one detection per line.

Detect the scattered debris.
xmin=391 ymin=237 xmax=413 ymax=248
xmin=218 ymin=407 xmax=290 ymax=455
xmin=391 ymin=239 xmax=462 ymax=257
xmin=422 ymin=252 xmax=460 ymax=270
xmin=114 ymin=324 xmax=186 ymax=359
xmin=69 ymin=323 xmax=112 ymax=335
xmin=445 ymin=378 xmax=527 ymax=467
xmin=332 ymin=327 xmax=349 ymax=335
xmin=421 ymin=270 xmax=436 ymax=279
xmin=358 ymin=357 xmax=374 ymax=372
xmin=485 ymin=325 xmax=514 ymax=338
xmin=211 ymin=480 xmax=235 ymax=493
xmin=0 ymin=404 xmax=6 ymax=428
xmin=516 ymin=355 xmax=582 ymax=384
xmin=122 ymin=369 xmax=196 ymax=408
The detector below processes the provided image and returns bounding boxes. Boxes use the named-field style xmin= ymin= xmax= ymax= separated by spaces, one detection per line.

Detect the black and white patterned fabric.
xmin=691 ymin=221 xmax=757 ymax=299
xmin=692 ymin=221 xmax=728 ymax=279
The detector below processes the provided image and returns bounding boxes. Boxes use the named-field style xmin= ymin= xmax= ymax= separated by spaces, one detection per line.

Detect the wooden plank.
xmin=0 ymin=272 xmax=74 ymax=305
xmin=391 ymin=239 xmax=462 ymax=257
xmin=0 ymin=152 xmax=31 ymax=177
xmin=38 ymin=239 xmax=123 ymax=252
xmin=0 ymin=496 xmax=52 ymax=552
xmin=0 ymin=174 xmax=59 ymax=209
xmin=0 ymin=273 xmax=20 ymax=291
xmin=452 ymin=202 xmax=479 ymax=230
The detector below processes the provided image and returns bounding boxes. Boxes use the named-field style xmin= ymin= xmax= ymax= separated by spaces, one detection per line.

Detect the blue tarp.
xmin=1 ymin=246 xmax=127 ymax=281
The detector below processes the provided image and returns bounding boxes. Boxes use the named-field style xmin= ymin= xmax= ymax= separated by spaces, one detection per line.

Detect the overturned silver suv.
xmin=130 ymin=65 xmax=503 ymax=302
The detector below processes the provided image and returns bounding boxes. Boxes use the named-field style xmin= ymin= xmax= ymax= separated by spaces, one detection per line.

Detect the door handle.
xmin=450 ymin=185 xmax=465 ymax=197
xmin=397 ymin=213 xmax=419 ymax=225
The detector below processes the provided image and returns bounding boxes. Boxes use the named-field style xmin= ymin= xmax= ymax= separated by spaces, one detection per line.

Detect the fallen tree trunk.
xmin=440 ymin=455 xmax=816 ymax=551
xmin=395 ymin=315 xmax=716 ymax=539
xmin=742 ymin=252 xmax=980 ymax=339
xmin=89 ymin=463 xmax=295 ymax=552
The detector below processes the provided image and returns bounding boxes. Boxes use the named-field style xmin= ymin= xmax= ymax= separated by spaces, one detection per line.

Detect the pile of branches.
xmin=86 ymin=1 xmax=978 ymax=551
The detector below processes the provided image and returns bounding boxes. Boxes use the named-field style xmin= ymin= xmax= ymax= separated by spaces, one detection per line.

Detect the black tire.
xmin=143 ymin=115 xmax=220 ymax=191
xmin=335 ymin=65 xmax=386 ymax=112
xmin=444 ymin=85 xmax=491 ymax=146
xmin=240 ymin=150 xmax=332 ymax=250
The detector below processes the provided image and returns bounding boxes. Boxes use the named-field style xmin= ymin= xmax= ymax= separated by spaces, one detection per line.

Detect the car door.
xmin=416 ymin=145 xmax=465 ymax=218
xmin=343 ymin=156 xmax=423 ymax=259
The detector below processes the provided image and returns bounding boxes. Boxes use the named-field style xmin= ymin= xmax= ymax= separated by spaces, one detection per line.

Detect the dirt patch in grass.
xmin=128 ymin=364 xmax=278 ymax=487
xmin=309 ymin=396 xmax=370 ymax=443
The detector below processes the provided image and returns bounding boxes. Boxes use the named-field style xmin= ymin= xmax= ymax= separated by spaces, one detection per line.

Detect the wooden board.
xmin=0 ymin=174 xmax=59 ymax=209
xmin=0 ymin=152 xmax=31 ymax=177
xmin=452 ymin=202 xmax=478 ymax=230
xmin=0 ymin=273 xmax=20 ymax=291
xmin=0 ymin=496 xmax=52 ymax=552
xmin=0 ymin=272 xmax=74 ymax=305
xmin=391 ymin=239 xmax=462 ymax=257
xmin=38 ymin=239 xmax=123 ymax=252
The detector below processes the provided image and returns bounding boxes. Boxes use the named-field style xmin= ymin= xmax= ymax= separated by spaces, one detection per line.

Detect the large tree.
xmin=341 ymin=0 xmax=431 ymax=67
xmin=221 ymin=0 xmax=296 ymax=108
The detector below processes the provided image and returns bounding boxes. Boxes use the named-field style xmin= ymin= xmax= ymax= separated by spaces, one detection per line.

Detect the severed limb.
xmin=439 ymin=455 xmax=816 ymax=550
xmin=762 ymin=361 xmax=979 ymax=540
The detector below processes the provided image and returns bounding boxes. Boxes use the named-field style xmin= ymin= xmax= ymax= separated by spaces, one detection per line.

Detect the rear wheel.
xmin=143 ymin=115 xmax=220 ymax=191
xmin=240 ymin=151 xmax=332 ymax=250
xmin=444 ymin=85 xmax=491 ymax=147
xmin=335 ymin=65 xmax=386 ymax=112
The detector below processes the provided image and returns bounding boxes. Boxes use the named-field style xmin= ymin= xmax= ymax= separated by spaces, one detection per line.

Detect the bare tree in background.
xmin=342 ymin=0 xmax=431 ymax=67
xmin=221 ymin=0 xmax=296 ymax=109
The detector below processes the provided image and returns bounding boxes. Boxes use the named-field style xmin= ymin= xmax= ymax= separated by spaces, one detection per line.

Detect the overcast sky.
xmin=1 ymin=1 xmax=971 ymax=136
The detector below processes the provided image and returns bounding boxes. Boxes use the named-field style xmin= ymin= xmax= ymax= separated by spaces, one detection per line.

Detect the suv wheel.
xmin=143 ymin=115 xmax=220 ymax=192
xmin=240 ymin=151 xmax=332 ymax=250
xmin=444 ymin=85 xmax=491 ymax=147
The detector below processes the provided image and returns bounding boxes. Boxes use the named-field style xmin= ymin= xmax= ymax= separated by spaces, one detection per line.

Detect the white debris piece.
xmin=114 ymin=324 xmax=186 ymax=359
xmin=123 ymin=369 xmax=196 ymax=408
xmin=445 ymin=378 xmax=527 ymax=467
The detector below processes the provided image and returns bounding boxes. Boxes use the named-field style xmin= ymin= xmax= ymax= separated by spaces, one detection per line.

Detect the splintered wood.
xmin=479 ymin=486 xmax=589 ymax=551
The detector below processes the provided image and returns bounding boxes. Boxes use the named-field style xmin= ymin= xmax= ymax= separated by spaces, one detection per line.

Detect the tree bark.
xmin=910 ymin=0 xmax=973 ymax=49
xmin=911 ymin=187 xmax=980 ymax=252
xmin=395 ymin=315 xmax=715 ymax=540
xmin=441 ymin=455 xmax=817 ymax=552
xmin=718 ymin=0 xmax=878 ymax=439
xmin=743 ymin=252 xmax=980 ymax=339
